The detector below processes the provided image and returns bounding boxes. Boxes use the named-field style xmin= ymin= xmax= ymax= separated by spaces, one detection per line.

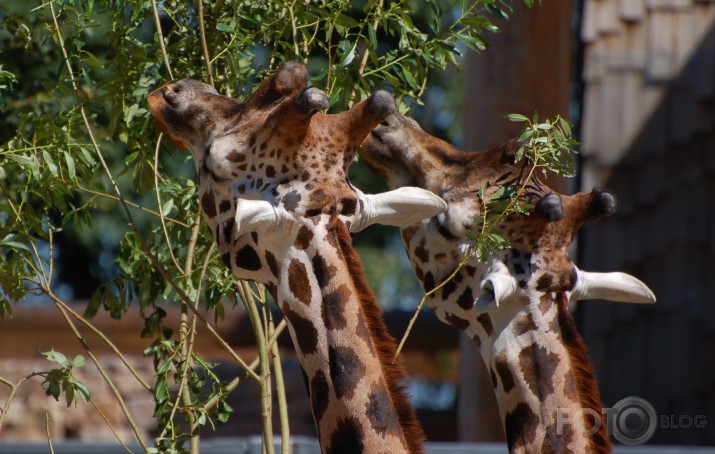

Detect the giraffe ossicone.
xmin=148 ymin=62 xmax=430 ymax=453
xmin=360 ymin=112 xmax=656 ymax=453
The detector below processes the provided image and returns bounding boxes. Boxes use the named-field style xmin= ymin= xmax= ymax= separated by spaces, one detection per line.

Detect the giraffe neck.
xmin=278 ymin=219 xmax=423 ymax=454
xmin=485 ymin=292 xmax=610 ymax=453
xmin=403 ymin=225 xmax=610 ymax=453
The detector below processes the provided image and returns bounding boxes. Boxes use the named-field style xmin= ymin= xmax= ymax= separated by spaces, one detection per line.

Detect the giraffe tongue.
xmin=350 ymin=187 xmax=447 ymax=232
xmin=570 ymin=269 xmax=656 ymax=304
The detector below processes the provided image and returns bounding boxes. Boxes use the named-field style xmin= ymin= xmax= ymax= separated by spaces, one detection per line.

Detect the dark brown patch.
xmin=222 ymin=218 xmax=234 ymax=244
xmin=476 ymin=313 xmax=493 ymax=336
xmin=221 ymin=252 xmax=231 ymax=269
xmin=414 ymin=238 xmax=429 ymax=263
xmin=441 ymin=278 xmax=457 ymax=300
xmin=456 ymin=287 xmax=474 ymax=310
xmin=504 ymin=402 xmax=539 ymax=452
xmin=288 ymin=259 xmax=312 ymax=306
xmin=512 ymin=312 xmax=537 ymax=336
xmin=312 ymin=253 xmax=336 ymax=289
xmin=444 ymin=312 xmax=470 ymax=331
xmin=265 ymin=250 xmax=278 ymax=278
xmin=281 ymin=190 xmax=301 ymax=211
xmin=265 ymin=165 xmax=276 ymax=178
xmin=366 ymin=384 xmax=402 ymax=437
xmin=310 ymin=370 xmax=330 ymax=424
xmin=539 ymin=293 xmax=552 ymax=314
xmin=536 ymin=273 xmax=554 ymax=291
xmin=494 ymin=354 xmax=516 ymax=392
xmin=295 ymin=225 xmax=314 ymax=250
xmin=235 ymin=244 xmax=261 ymax=271
xmin=423 ymin=272 xmax=436 ymax=293
xmin=519 ymin=343 xmax=559 ymax=400
xmin=542 ymin=421 xmax=569 ymax=453
xmin=282 ymin=303 xmax=318 ymax=355
xmin=327 ymin=416 xmax=364 ymax=454
xmin=564 ymin=372 xmax=579 ymax=402
xmin=226 ymin=150 xmax=246 ymax=162
xmin=219 ymin=199 xmax=232 ymax=213
xmin=328 ymin=345 xmax=364 ymax=399
xmin=322 ymin=284 xmax=349 ymax=330
xmin=341 ymin=197 xmax=357 ymax=216
xmin=200 ymin=191 xmax=217 ymax=218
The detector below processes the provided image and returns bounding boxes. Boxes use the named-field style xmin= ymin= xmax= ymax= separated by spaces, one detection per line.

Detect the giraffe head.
xmin=361 ymin=113 xmax=655 ymax=452
xmin=148 ymin=63 xmax=446 ymax=285
xmin=361 ymin=114 xmax=654 ymax=310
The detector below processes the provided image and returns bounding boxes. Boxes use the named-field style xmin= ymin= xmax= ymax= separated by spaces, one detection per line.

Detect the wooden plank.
xmin=582 ymin=0 xmax=600 ymax=42
xmin=598 ymin=0 xmax=622 ymax=34
xmin=646 ymin=10 xmax=674 ymax=81
xmin=621 ymin=0 xmax=646 ymax=21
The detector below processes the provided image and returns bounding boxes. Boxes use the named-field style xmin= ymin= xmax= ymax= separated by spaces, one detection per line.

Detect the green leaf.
xmin=65 ymin=153 xmax=76 ymax=180
xmin=72 ymin=355 xmax=86 ymax=368
xmin=43 ymin=349 xmax=71 ymax=368
xmin=216 ymin=22 xmax=232 ymax=33
xmin=74 ymin=380 xmax=91 ymax=402
xmin=506 ymin=113 xmax=529 ymax=123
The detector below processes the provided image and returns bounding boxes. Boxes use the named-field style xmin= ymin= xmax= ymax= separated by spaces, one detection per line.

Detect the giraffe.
xmin=359 ymin=114 xmax=656 ymax=453
xmin=147 ymin=62 xmax=445 ymax=453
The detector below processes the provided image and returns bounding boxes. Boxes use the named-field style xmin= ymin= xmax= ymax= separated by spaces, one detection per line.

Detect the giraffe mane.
xmin=333 ymin=220 xmax=426 ymax=453
xmin=555 ymin=293 xmax=612 ymax=453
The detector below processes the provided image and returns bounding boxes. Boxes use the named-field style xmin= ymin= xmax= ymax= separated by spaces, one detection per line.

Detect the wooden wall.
xmin=578 ymin=0 xmax=715 ymax=446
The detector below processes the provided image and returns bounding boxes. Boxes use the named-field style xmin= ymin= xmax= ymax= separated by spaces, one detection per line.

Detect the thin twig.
xmin=197 ymin=0 xmax=214 ymax=86
xmin=150 ymin=0 xmax=174 ymax=80
xmin=154 ymin=135 xmax=183 ymax=272
xmin=89 ymin=398 xmax=135 ymax=454
xmin=76 ymin=186 xmax=191 ymax=228
xmin=51 ymin=293 xmax=150 ymax=450
xmin=237 ymin=281 xmax=275 ymax=454
xmin=0 ymin=376 xmax=29 ymax=431
xmin=45 ymin=411 xmax=55 ymax=454
xmin=269 ymin=312 xmax=290 ymax=454
xmin=201 ymin=318 xmax=287 ymax=413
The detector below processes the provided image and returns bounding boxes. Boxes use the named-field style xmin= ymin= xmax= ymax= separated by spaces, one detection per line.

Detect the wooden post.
xmin=460 ymin=0 xmax=574 ymax=441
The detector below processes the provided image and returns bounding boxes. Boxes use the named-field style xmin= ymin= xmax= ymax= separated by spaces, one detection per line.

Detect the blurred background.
xmin=1 ymin=0 xmax=714 ymax=448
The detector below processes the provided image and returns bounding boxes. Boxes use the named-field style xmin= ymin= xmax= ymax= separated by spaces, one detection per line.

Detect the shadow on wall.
xmin=578 ymin=8 xmax=715 ymax=446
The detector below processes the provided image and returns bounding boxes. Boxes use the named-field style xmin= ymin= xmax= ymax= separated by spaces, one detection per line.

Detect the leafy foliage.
xmin=0 ymin=0 xmax=536 ymax=451
xmin=41 ymin=349 xmax=91 ymax=407
xmin=467 ymin=113 xmax=578 ymax=262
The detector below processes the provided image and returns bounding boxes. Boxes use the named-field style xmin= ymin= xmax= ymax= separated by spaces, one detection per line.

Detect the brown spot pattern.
xmin=519 ymin=343 xmax=559 ymax=400
xmin=295 ymin=225 xmax=314 ymax=250
xmin=494 ymin=354 xmax=516 ymax=393
xmin=288 ymin=259 xmax=312 ymax=306
xmin=200 ymin=191 xmax=217 ymax=218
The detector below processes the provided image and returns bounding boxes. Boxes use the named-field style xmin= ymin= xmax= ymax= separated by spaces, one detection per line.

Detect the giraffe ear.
xmin=235 ymin=198 xmax=288 ymax=236
xmin=571 ymin=269 xmax=656 ymax=304
xmin=475 ymin=269 xmax=519 ymax=312
xmin=350 ymin=187 xmax=448 ymax=232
